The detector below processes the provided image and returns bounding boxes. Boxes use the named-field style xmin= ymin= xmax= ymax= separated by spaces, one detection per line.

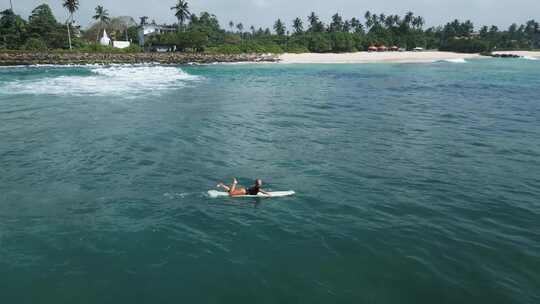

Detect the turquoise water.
xmin=1 ymin=59 xmax=539 ymax=303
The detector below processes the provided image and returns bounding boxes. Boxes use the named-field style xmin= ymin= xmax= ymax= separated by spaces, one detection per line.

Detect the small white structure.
xmin=100 ymin=29 xmax=111 ymax=46
xmin=113 ymin=41 xmax=131 ymax=49
xmin=413 ymin=47 xmax=425 ymax=52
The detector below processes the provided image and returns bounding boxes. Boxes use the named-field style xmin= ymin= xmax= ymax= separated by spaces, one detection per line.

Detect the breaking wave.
xmin=435 ymin=58 xmax=467 ymax=64
xmin=521 ymin=56 xmax=538 ymax=61
xmin=1 ymin=64 xmax=201 ymax=97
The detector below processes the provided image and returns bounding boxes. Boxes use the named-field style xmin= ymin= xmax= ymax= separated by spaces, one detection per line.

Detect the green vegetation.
xmin=0 ymin=2 xmax=539 ymax=54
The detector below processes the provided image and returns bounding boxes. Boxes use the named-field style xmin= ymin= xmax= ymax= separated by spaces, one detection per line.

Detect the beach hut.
xmin=368 ymin=45 xmax=378 ymax=52
xmin=377 ymin=45 xmax=388 ymax=52
xmin=390 ymin=46 xmax=399 ymax=52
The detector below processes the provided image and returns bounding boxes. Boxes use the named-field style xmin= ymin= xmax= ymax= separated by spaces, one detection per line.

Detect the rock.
xmin=490 ymin=53 xmax=521 ymax=58
xmin=0 ymin=52 xmax=279 ymax=66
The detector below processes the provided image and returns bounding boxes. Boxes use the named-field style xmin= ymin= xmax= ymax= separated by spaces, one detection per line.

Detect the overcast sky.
xmin=6 ymin=0 xmax=540 ymax=30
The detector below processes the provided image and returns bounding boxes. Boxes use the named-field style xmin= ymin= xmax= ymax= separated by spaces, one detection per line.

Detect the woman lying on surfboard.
xmin=217 ymin=178 xmax=271 ymax=197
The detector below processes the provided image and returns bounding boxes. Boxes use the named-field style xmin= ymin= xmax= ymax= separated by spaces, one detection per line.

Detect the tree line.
xmin=1 ymin=0 xmax=539 ymax=53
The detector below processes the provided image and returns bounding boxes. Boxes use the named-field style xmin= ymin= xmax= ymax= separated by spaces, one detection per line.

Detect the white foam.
xmin=436 ymin=58 xmax=467 ymax=64
xmin=1 ymin=64 xmax=202 ymax=97
xmin=521 ymin=56 xmax=539 ymax=61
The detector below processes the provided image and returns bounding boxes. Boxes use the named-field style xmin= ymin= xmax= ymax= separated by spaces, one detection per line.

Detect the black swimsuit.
xmin=246 ymin=186 xmax=260 ymax=195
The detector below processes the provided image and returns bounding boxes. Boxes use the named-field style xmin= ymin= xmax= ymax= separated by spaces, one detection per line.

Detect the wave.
xmin=521 ymin=56 xmax=539 ymax=61
xmin=1 ymin=64 xmax=202 ymax=97
xmin=435 ymin=58 xmax=467 ymax=64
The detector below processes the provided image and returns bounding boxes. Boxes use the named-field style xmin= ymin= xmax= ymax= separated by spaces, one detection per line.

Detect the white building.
xmin=113 ymin=41 xmax=131 ymax=49
xmin=100 ymin=29 xmax=111 ymax=46
xmin=138 ymin=23 xmax=176 ymax=47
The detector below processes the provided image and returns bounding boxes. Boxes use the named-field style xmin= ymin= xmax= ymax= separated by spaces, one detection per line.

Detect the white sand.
xmin=279 ymin=51 xmax=482 ymax=64
xmin=493 ymin=51 xmax=540 ymax=59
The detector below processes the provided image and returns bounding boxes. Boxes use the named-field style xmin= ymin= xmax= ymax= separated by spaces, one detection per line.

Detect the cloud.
xmin=252 ymin=0 xmax=270 ymax=8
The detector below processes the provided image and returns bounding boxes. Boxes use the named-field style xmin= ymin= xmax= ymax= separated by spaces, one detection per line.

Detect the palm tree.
xmin=330 ymin=13 xmax=343 ymax=32
xmin=292 ymin=17 xmax=303 ymax=34
xmin=412 ymin=16 xmax=424 ymax=30
xmin=236 ymin=22 xmax=244 ymax=33
xmin=236 ymin=22 xmax=244 ymax=40
xmin=63 ymin=0 xmax=79 ymax=50
xmin=229 ymin=21 xmax=234 ymax=32
xmin=364 ymin=11 xmax=372 ymax=29
xmin=404 ymin=11 xmax=414 ymax=27
xmin=308 ymin=12 xmax=320 ymax=32
xmin=370 ymin=14 xmax=379 ymax=28
xmin=379 ymin=13 xmax=386 ymax=26
xmin=350 ymin=17 xmax=364 ymax=34
xmin=274 ymin=19 xmax=285 ymax=36
xmin=384 ymin=15 xmax=394 ymax=29
xmin=170 ymin=0 xmax=190 ymax=31
xmin=343 ymin=21 xmax=351 ymax=33
xmin=392 ymin=15 xmax=400 ymax=26
xmin=525 ymin=19 xmax=539 ymax=47
xmin=93 ymin=5 xmax=110 ymax=42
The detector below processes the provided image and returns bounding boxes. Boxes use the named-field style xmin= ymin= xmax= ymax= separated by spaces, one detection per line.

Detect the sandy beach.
xmin=493 ymin=51 xmax=540 ymax=59
xmin=279 ymin=51 xmax=482 ymax=64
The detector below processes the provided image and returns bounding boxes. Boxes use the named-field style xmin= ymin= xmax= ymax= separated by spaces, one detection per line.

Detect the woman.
xmin=217 ymin=178 xmax=271 ymax=197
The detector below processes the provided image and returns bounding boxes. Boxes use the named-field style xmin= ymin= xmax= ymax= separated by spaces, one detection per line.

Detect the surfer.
xmin=217 ymin=178 xmax=271 ymax=197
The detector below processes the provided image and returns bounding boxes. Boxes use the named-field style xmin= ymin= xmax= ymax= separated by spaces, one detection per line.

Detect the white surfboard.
xmin=207 ymin=190 xmax=295 ymax=198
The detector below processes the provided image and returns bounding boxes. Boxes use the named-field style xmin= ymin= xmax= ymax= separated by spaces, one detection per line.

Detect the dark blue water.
xmin=1 ymin=59 xmax=539 ymax=303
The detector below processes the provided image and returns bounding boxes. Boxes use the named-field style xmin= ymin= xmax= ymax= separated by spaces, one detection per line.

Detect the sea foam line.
xmin=521 ymin=56 xmax=539 ymax=61
xmin=0 ymin=65 xmax=202 ymax=97
xmin=435 ymin=58 xmax=467 ymax=63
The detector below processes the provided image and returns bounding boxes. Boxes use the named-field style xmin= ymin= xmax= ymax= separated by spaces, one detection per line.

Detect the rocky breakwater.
xmin=0 ymin=52 xmax=279 ymax=66
xmin=489 ymin=53 xmax=521 ymax=58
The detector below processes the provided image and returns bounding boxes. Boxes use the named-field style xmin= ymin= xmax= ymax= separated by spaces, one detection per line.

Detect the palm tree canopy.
xmin=171 ymin=0 xmax=190 ymax=24
xmin=293 ymin=17 xmax=303 ymax=33
xmin=308 ymin=12 xmax=319 ymax=25
xmin=62 ymin=0 xmax=79 ymax=15
xmin=93 ymin=5 xmax=110 ymax=23
xmin=274 ymin=18 xmax=285 ymax=35
xmin=404 ymin=11 xmax=414 ymax=25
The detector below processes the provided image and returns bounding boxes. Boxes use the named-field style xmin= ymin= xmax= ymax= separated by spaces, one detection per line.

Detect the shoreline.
xmin=1 ymin=51 xmax=538 ymax=66
xmin=278 ymin=51 xmax=483 ymax=64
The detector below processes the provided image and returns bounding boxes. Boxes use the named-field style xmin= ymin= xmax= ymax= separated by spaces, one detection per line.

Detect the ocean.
xmin=0 ymin=58 xmax=539 ymax=303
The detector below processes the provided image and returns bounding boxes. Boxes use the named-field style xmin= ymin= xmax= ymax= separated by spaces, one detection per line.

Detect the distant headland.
xmin=1 ymin=1 xmax=539 ymax=66
xmin=1 ymin=1 xmax=539 ymax=57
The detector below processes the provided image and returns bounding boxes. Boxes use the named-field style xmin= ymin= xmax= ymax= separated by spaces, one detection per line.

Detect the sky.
xmin=5 ymin=0 xmax=540 ymax=30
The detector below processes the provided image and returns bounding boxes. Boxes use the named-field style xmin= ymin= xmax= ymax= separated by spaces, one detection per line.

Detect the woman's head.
xmin=255 ymin=179 xmax=262 ymax=186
